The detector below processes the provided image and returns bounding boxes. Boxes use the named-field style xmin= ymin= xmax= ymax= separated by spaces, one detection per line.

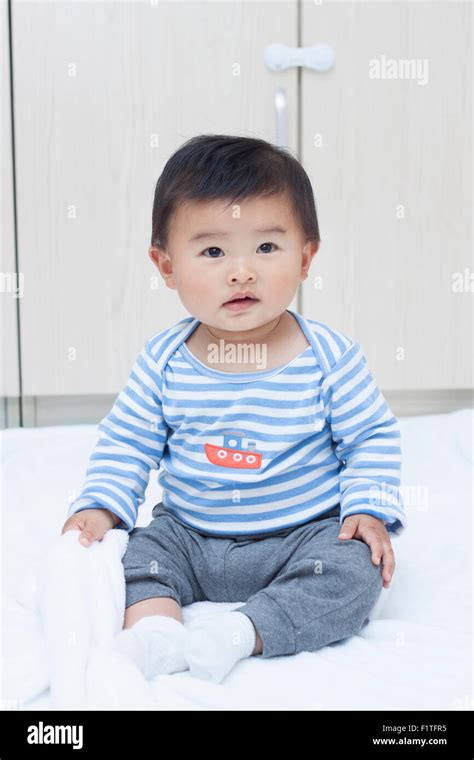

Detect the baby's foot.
xmin=183 ymin=611 xmax=257 ymax=683
xmin=111 ymin=615 xmax=189 ymax=679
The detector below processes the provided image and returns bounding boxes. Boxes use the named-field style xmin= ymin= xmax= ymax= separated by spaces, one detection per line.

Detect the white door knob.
xmin=264 ymin=42 xmax=335 ymax=72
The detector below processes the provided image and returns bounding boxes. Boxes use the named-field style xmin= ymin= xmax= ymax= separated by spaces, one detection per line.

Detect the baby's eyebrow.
xmin=189 ymin=226 xmax=287 ymax=242
xmin=255 ymin=226 xmax=287 ymax=235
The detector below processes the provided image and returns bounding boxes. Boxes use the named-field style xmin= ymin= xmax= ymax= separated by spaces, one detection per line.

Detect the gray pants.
xmin=122 ymin=502 xmax=383 ymax=659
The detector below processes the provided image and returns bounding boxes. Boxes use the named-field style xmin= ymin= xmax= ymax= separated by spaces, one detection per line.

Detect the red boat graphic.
xmin=204 ymin=432 xmax=262 ymax=469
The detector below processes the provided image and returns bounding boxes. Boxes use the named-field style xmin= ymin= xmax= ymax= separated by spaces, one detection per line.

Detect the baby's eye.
xmin=258 ymin=242 xmax=277 ymax=253
xmin=200 ymin=243 xmax=277 ymax=257
xmin=201 ymin=247 xmax=224 ymax=258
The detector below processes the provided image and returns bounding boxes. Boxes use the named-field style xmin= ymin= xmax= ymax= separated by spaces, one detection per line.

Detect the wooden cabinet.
xmin=11 ymin=0 xmax=298 ymax=398
xmin=1 ymin=0 xmax=20 ymax=425
xmin=1 ymin=0 xmax=471 ymax=425
xmin=300 ymin=0 xmax=472 ymax=390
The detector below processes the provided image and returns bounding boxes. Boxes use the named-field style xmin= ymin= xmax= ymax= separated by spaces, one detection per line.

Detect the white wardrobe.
xmin=1 ymin=0 xmax=471 ymax=427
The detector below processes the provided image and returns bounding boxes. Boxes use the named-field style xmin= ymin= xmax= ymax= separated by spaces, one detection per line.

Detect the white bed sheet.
xmin=1 ymin=409 xmax=472 ymax=711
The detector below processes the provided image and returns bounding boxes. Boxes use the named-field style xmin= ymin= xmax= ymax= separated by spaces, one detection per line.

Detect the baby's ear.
xmin=149 ymin=246 xmax=170 ymax=270
xmin=148 ymin=245 xmax=164 ymax=264
xmin=306 ymin=240 xmax=320 ymax=258
xmin=149 ymin=247 xmax=177 ymax=290
xmin=300 ymin=241 xmax=319 ymax=280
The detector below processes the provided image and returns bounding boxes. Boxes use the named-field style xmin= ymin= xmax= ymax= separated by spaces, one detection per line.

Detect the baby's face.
xmin=149 ymin=192 xmax=318 ymax=333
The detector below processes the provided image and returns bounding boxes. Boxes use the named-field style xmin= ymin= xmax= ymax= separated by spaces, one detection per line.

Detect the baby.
xmin=61 ymin=134 xmax=406 ymax=684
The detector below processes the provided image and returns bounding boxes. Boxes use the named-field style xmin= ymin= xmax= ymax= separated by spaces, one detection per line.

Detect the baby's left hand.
xmin=337 ymin=514 xmax=395 ymax=589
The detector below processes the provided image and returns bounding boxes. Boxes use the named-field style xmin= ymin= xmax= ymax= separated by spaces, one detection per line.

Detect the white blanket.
xmin=1 ymin=409 xmax=472 ymax=710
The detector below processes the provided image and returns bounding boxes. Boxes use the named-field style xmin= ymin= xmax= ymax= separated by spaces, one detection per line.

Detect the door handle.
xmin=274 ymin=87 xmax=287 ymax=148
xmin=264 ymin=42 xmax=335 ymax=72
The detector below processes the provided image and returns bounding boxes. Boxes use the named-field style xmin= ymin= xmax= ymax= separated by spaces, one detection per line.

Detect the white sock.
xmin=183 ymin=611 xmax=257 ymax=683
xmin=111 ymin=615 xmax=189 ymax=679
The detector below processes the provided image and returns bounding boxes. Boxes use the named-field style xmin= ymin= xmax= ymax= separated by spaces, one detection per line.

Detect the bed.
xmin=1 ymin=409 xmax=472 ymax=710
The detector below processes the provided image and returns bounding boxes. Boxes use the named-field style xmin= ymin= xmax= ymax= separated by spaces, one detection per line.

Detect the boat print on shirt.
xmin=204 ymin=432 xmax=262 ymax=469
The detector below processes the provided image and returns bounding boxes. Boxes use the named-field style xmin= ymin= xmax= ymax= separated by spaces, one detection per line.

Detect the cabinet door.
xmin=300 ymin=0 xmax=471 ymax=390
xmin=1 ymin=0 xmax=20 ymax=404
xmin=12 ymin=0 xmax=298 ymax=396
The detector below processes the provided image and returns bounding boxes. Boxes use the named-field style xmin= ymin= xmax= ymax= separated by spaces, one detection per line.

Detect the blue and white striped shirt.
xmin=68 ymin=308 xmax=406 ymax=536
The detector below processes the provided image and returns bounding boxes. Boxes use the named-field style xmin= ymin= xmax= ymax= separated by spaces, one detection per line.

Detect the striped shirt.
xmin=68 ymin=308 xmax=406 ymax=536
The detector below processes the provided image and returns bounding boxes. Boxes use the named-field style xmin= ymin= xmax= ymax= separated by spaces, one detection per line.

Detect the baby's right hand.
xmin=61 ymin=508 xmax=122 ymax=547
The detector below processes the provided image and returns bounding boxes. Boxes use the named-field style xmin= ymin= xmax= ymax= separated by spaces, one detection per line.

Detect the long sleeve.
xmin=321 ymin=340 xmax=406 ymax=535
xmin=67 ymin=340 xmax=169 ymax=532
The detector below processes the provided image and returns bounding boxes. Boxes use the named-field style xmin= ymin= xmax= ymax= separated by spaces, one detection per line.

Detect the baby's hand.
xmin=337 ymin=513 xmax=395 ymax=589
xmin=61 ymin=508 xmax=122 ymax=547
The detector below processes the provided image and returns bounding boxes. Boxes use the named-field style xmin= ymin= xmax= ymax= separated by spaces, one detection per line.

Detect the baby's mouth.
xmin=222 ymin=296 xmax=260 ymax=311
xmin=223 ymin=294 xmax=259 ymax=305
xmin=225 ymin=297 xmax=257 ymax=303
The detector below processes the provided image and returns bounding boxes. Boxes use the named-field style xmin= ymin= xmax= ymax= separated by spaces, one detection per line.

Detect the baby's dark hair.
xmin=150 ymin=134 xmax=321 ymax=250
